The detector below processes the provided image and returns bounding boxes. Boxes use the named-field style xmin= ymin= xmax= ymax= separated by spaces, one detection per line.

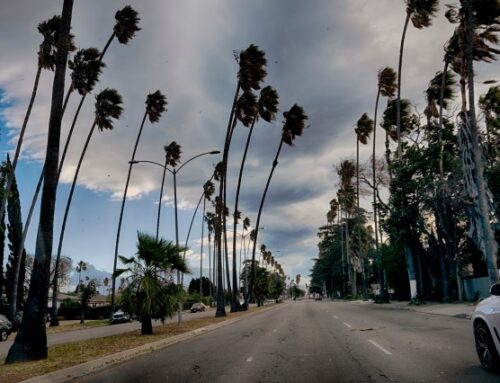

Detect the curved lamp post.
xmin=128 ymin=150 xmax=220 ymax=324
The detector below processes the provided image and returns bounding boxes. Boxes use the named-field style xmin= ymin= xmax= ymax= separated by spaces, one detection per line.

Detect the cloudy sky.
xmin=0 ymin=0 xmax=496 ymax=288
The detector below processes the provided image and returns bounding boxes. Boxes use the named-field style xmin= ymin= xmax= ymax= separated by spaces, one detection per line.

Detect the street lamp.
xmin=129 ymin=149 xmax=220 ymax=324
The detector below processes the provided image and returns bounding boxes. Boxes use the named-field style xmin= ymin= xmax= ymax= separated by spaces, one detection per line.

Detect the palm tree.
xmin=205 ymin=211 xmax=216 ymax=301
xmin=231 ymin=86 xmax=279 ymax=311
xmin=337 ymin=160 xmax=357 ymax=296
xmin=54 ymin=89 xmax=123 ymax=305
xmin=216 ymin=45 xmax=267 ymax=317
xmin=115 ymin=233 xmax=189 ymax=335
xmin=355 ymin=113 xmax=373 ymax=299
xmin=396 ymin=0 xmax=439 ymax=158
xmin=246 ymin=105 xmax=308 ymax=308
xmin=76 ymin=260 xmax=87 ymax=288
xmin=239 ymin=216 xmax=251 ymax=291
xmin=372 ymin=67 xmax=396 ymax=302
xmin=111 ymin=90 xmax=167 ymax=311
xmin=199 ymin=180 xmax=215 ymax=301
xmin=0 ymin=15 xmax=76 ymax=225
xmin=6 ymin=0 xmax=74 ymax=364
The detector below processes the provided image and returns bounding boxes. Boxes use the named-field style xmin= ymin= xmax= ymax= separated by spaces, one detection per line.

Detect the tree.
xmin=396 ymin=0 xmax=439 ymax=158
xmin=188 ymin=277 xmax=215 ymax=296
xmin=355 ymin=113 xmax=373 ymax=299
xmin=111 ymin=90 xmax=167 ymax=312
xmin=0 ymin=164 xmax=7 ymax=304
xmin=75 ymin=261 xmax=87 ymax=288
xmin=372 ymin=66 xmax=397 ymax=302
xmin=4 ymin=156 xmax=27 ymax=322
xmin=232 ymin=86 xmax=278 ymax=311
xmin=0 ymin=15 xmax=76 ymax=225
xmin=246 ymin=105 xmax=308 ymax=308
xmin=6 ymin=0 xmax=74 ymax=364
xmin=54 ymin=88 xmax=123 ymax=305
xmin=78 ymin=279 xmax=97 ymax=324
xmin=115 ymin=233 xmax=189 ymax=335
xmin=216 ymin=44 xmax=267 ymax=317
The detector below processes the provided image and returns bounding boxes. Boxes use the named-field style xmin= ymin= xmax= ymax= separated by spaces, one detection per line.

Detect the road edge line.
xmin=21 ymin=303 xmax=285 ymax=383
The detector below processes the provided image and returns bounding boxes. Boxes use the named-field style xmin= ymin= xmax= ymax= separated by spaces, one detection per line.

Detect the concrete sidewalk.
xmin=350 ymin=299 xmax=477 ymax=319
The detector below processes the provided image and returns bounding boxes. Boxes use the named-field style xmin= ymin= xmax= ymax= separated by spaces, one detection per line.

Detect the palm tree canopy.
xmin=381 ymin=99 xmax=414 ymax=140
xmin=235 ymin=91 xmax=258 ymax=127
xmin=164 ymin=141 xmax=182 ymax=167
xmin=94 ymin=88 xmax=123 ymax=131
xmin=258 ymin=86 xmax=280 ymax=122
xmin=238 ymin=44 xmax=267 ymax=92
xmin=377 ymin=67 xmax=397 ymax=98
xmin=281 ymin=104 xmax=308 ymax=146
xmin=338 ymin=160 xmax=356 ymax=187
xmin=145 ymin=90 xmax=168 ymax=123
xmin=406 ymin=0 xmax=439 ymax=29
xmin=250 ymin=229 xmax=257 ymax=242
xmin=355 ymin=113 xmax=374 ymax=145
xmin=37 ymin=15 xmax=76 ymax=70
xmin=114 ymin=5 xmax=141 ymax=44
xmin=213 ymin=161 xmax=223 ymax=182
xmin=243 ymin=217 xmax=251 ymax=231
xmin=203 ymin=180 xmax=215 ymax=201
xmin=205 ymin=211 xmax=215 ymax=233
xmin=260 ymin=244 xmax=267 ymax=253
xmin=426 ymin=70 xmax=456 ymax=110
xmin=233 ymin=209 xmax=242 ymax=224
xmin=68 ymin=47 xmax=106 ymax=95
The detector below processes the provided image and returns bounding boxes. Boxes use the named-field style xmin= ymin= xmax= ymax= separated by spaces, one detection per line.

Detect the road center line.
xmin=333 ymin=315 xmax=338 ymax=319
xmin=368 ymin=339 xmax=392 ymax=355
xmin=246 ymin=356 xmax=253 ymax=362
xmin=343 ymin=322 xmax=352 ymax=328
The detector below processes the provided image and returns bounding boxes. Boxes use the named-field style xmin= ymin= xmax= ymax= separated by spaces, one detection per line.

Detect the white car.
xmin=472 ymin=283 xmax=500 ymax=372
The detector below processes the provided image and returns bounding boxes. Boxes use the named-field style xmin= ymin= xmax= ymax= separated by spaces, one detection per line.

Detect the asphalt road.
xmin=0 ymin=308 xmax=213 ymax=357
xmin=77 ymin=299 xmax=499 ymax=383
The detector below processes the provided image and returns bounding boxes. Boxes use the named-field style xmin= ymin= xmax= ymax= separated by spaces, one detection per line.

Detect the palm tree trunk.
xmin=356 ymin=138 xmax=367 ymax=299
xmin=200 ymin=198 xmax=206 ymax=301
xmin=396 ymin=12 xmax=411 ymax=159
xmin=0 ymin=64 xmax=43 ymax=227
xmin=141 ymin=316 xmax=153 ymax=335
xmin=54 ymin=122 xmax=98 ymax=293
xmin=345 ymin=212 xmax=355 ymax=296
xmin=208 ymin=231 xmax=212 ymax=304
xmin=464 ymin=0 xmax=498 ymax=283
xmin=246 ymin=139 xmax=285 ymax=307
xmin=438 ymin=60 xmax=449 ymax=182
xmin=216 ymin=82 xmax=240 ymax=317
xmin=231 ymin=119 xmax=257 ymax=310
xmin=109 ymin=111 xmax=148 ymax=313
xmin=5 ymin=0 xmax=73 ymax=364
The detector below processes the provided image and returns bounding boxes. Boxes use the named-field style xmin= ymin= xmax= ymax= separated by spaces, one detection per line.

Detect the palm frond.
xmin=114 ymin=5 xmax=141 ymax=44
xmin=94 ymin=88 xmax=123 ymax=131
xmin=145 ymin=90 xmax=167 ymax=123
xmin=164 ymin=141 xmax=182 ymax=167
xmin=281 ymin=104 xmax=308 ymax=146
xmin=69 ymin=47 xmax=105 ymax=95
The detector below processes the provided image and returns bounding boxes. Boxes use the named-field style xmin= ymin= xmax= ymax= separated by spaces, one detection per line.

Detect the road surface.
xmin=77 ymin=299 xmax=497 ymax=382
xmin=0 ymin=308 xmax=214 ymax=357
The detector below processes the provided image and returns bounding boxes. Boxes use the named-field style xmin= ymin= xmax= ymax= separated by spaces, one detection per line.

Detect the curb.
xmin=22 ymin=303 xmax=283 ymax=383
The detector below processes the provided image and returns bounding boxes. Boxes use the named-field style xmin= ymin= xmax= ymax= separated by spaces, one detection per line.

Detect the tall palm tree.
xmin=199 ymin=180 xmax=215 ymax=301
xmin=355 ymin=113 xmax=373 ymax=299
xmin=372 ymin=67 xmax=396 ymax=302
xmin=76 ymin=260 xmax=87 ymax=287
xmin=6 ymin=0 xmax=74 ymax=364
xmin=115 ymin=232 xmax=188 ymax=335
xmin=111 ymin=90 xmax=167 ymax=312
xmin=239 ymin=216 xmax=251 ymax=291
xmin=54 ymin=89 xmax=123 ymax=304
xmin=0 ymin=14 xmax=76 ymax=233
xmin=231 ymin=86 xmax=279 ymax=311
xmin=205 ymin=211 xmax=216 ymax=301
xmin=337 ymin=160 xmax=357 ymax=296
xmin=216 ymin=45 xmax=267 ymax=317
xmin=246 ymin=105 xmax=308 ymax=308
xmin=396 ymin=0 xmax=439 ymax=158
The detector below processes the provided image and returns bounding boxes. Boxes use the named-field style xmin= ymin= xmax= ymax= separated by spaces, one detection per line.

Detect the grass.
xmin=46 ymin=319 xmax=110 ymax=334
xmin=0 ymin=305 xmax=271 ymax=383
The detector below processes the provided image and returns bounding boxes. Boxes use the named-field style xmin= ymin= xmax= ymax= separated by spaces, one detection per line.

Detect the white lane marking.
xmin=333 ymin=315 xmax=338 ymax=319
xmin=273 ymin=329 xmax=277 ymax=332
xmin=368 ymin=339 xmax=392 ymax=355
xmin=246 ymin=356 xmax=253 ymax=362
xmin=343 ymin=322 xmax=352 ymax=328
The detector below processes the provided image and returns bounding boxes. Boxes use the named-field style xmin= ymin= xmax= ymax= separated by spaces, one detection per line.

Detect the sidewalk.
xmin=351 ymin=299 xmax=477 ymax=319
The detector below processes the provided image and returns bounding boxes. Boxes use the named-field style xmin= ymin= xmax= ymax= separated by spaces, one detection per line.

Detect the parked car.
xmin=190 ymin=303 xmax=206 ymax=313
xmin=472 ymin=283 xmax=500 ymax=372
xmin=111 ymin=311 xmax=131 ymax=324
xmin=0 ymin=315 xmax=12 ymax=341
